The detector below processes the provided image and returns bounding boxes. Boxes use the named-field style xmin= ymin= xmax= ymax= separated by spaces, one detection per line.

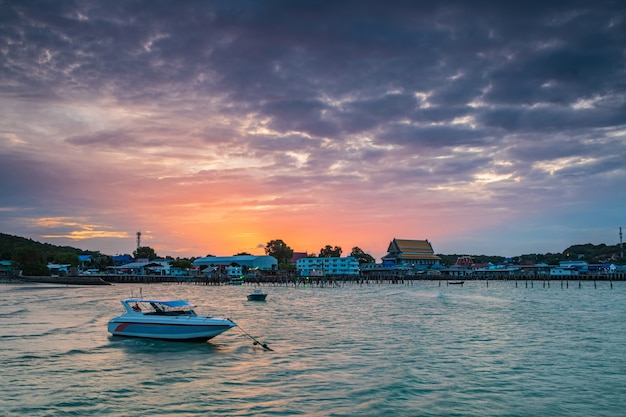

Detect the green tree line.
xmin=2 ymin=232 xmax=623 ymax=276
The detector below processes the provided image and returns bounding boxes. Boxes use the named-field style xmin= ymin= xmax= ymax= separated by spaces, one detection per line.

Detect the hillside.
xmin=0 ymin=233 xmax=105 ymax=276
xmin=438 ymin=243 xmax=624 ymax=266
xmin=0 ymin=233 xmax=96 ymax=259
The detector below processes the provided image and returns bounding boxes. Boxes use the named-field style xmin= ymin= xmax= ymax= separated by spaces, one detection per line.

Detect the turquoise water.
xmin=1 ymin=280 xmax=625 ymax=416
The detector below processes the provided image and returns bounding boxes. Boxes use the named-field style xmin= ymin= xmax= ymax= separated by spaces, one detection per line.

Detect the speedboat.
xmin=247 ymin=289 xmax=267 ymax=301
xmin=107 ymin=299 xmax=236 ymax=341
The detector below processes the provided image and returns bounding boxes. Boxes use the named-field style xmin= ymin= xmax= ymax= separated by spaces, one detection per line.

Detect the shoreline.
xmin=1 ymin=275 xmax=111 ymax=285
xmin=2 ymin=273 xmax=625 ymax=286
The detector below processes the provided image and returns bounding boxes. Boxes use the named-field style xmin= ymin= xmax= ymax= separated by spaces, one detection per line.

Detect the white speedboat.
xmin=108 ymin=299 xmax=236 ymax=341
xmin=247 ymin=289 xmax=267 ymax=301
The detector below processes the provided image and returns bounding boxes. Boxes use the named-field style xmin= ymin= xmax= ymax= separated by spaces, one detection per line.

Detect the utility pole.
xmin=137 ymin=231 xmax=141 ymax=249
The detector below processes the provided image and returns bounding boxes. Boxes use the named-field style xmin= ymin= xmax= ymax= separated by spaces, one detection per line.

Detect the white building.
xmin=107 ymin=259 xmax=172 ymax=275
xmin=226 ymin=265 xmax=242 ymax=277
xmin=296 ymin=257 xmax=360 ymax=276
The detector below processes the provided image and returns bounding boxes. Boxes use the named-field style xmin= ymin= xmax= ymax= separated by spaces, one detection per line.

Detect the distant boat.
xmin=448 ymin=281 xmax=465 ymax=285
xmin=247 ymin=288 xmax=267 ymax=301
xmin=108 ymin=298 xmax=236 ymax=341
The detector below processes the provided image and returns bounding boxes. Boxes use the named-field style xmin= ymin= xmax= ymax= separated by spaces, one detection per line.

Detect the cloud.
xmin=1 ymin=0 xmax=625 ymax=258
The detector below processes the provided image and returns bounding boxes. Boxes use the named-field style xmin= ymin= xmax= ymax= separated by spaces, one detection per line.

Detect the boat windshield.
xmin=124 ymin=299 xmax=197 ymax=316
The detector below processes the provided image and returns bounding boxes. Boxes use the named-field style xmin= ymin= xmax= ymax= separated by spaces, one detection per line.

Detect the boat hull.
xmin=247 ymin=294 xmax=267 ymax=301
xmin=108 ymin=318 xmax=235 ymax=341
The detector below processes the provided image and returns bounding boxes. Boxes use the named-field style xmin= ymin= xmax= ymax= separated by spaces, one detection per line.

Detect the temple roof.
xmin=383 ymin=238 xmax=441 ymax=260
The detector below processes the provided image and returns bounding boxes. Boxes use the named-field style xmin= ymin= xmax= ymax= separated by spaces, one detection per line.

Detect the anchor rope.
xmin=234 ymin=324 xmax=273 ymax=351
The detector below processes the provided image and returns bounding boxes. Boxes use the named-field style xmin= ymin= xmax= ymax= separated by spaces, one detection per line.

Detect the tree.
xmin=171 ymin=258 xmax=193 ymax=269
xmin=350 ymin=247 xmax=375 ymax=264
xmin=319 ymin=245 xmax=342 ymax=258
xmin=133 ymin=246 xmax=158 ymax=260
xmin=54 ymin=252 xmax=80 ymax=267
xmin=265 ymin=239 xmax=294 ymax=268
xmin=91 ymin=254 xmax=113 ymax=270
xmin=14 ymin=248 xmax=49 ymax=276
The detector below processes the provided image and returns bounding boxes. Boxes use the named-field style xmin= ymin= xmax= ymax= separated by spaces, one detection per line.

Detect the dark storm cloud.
xmin=2 ymin=1 xmax=623 ymax=140
xmin=379 ymin=124 xmax=488 ymax=149
xmin=338 ymin=93 xmax=420 ymax=133
xmin=4 ymin=0 xmax=624 ymax=135
xmin=261 ymin=98 xmax=339 ymax=137
xmin=479 ymin=103 xmax=626 ymax=132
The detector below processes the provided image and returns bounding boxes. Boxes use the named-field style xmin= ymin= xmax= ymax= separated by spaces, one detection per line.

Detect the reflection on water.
xmin=1 ymin=281 xmax=626 ymax=416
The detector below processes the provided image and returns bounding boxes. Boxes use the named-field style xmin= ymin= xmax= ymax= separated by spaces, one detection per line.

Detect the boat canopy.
xmin=124 ymin=299 xmax=194 ymax=307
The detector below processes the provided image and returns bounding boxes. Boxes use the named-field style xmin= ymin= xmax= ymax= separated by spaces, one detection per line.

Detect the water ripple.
xmin=2 ymin=281 xmax=626 ymax=416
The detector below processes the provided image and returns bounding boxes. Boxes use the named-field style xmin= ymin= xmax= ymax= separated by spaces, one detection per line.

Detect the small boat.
xmin=107 ymin=299 xmax=236 ymax=341
xmin=247 ymin=289 xmax=267 ymax=301
xmin=448 ymin=281 xmax=465 ymax=285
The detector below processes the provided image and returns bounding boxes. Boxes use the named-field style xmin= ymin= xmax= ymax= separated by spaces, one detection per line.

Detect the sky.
xmin=1 ymin=1 xmax=625 ymax=260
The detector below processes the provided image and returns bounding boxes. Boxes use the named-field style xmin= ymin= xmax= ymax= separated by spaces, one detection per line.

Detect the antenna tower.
xmin=137 ymin=231 xmax=142 ymax=249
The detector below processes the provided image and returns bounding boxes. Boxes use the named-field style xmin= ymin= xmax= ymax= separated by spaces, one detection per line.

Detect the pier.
xmin=90 ymin=271 xmax=626 ymax=286
xmin=4 ymin=271 xmax=625 ymax=287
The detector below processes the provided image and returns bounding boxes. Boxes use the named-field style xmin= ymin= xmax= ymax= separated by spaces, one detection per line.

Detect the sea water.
xmin=1 ymin=280 xmax=625 ymax=416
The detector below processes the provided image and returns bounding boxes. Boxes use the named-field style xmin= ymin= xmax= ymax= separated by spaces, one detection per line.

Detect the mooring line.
xmin=235 ymin=325 xmax=273 ymax=351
